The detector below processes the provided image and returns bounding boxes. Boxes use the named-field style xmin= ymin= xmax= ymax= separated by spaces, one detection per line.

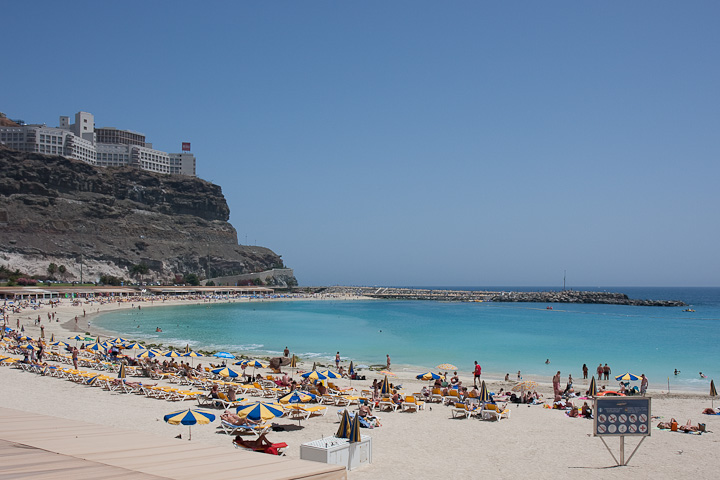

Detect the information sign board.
xmin=594 ymin=397 xmax=650 ymax=437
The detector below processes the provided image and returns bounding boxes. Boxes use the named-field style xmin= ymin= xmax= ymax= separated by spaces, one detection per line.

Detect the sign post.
xmin=594 ymin=397 xmax=650 ymax=466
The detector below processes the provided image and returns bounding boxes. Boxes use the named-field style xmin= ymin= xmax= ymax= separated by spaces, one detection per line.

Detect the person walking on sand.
xmin=473 ymin=361 xmax=482 ymax=387
xmin=603 ymin=363 xmax=611 ymax=381
xmin=552 ymin=371 xmax=561 ymax=396
xmin=640 ymin=374 xmax=648 ymax=396
xmin=386 ymin=354 xmax=391 ymax=370
xmin=72 ymin=347 xmax=79 ymax=370
xmin=582 ymin=364 xmax=588 ymax=380
xmin=335 ymin=352 xmax=340 ymax=369
xmin=597 ymin=363 xmax=604 ymax=381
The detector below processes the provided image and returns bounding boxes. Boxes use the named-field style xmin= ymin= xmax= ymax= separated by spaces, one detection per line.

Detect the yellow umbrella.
xmin=436 ymin=363 xmax=457 ymax=371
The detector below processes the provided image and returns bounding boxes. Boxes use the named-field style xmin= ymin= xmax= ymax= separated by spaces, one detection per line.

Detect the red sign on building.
xmin=182 ymin=142 xmax=191 ymax=152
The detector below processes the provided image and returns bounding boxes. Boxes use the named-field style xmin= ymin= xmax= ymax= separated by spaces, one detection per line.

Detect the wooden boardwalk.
xmin=0 ymin=407 xmax=346 ymax=480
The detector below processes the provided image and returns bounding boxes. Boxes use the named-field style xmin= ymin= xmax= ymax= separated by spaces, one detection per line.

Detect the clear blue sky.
xmin=3 ymin=2 xmax=719 ymax=287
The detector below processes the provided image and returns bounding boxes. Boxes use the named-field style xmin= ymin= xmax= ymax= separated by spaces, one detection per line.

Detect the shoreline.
xmin=4 ymin=293 xmax=709 ymax=395
xmin=70 ymin=299 xmax=706 ymax=395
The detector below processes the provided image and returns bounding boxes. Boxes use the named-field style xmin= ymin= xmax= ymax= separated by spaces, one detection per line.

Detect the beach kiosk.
xmin=594 ymin=397 xmax=651 ymax=466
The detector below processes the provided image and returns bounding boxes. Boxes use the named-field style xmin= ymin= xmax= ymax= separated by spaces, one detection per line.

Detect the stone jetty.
xmin=311 ymin=286 xmax=686 ymax=306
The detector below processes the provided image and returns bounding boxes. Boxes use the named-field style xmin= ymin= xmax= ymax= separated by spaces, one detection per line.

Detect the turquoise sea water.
xmin=93 ymin=287 xmax=720 ymax=392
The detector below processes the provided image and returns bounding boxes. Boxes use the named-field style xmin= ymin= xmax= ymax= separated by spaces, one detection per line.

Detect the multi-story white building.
xmin=0 ymin=111 xmax=196 ymax=176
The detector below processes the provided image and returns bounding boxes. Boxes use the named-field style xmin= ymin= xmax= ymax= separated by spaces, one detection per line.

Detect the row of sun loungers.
xmin=450 ymin=402 xmax=510 ymax=420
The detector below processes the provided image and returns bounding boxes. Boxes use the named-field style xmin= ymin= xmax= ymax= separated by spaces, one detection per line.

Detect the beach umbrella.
xmin=86 ymin=343 xmax=106 ymax=353
xmin=235 ymin=402 xmax=284 ymax=422
xmin=50 ymin=333 xmax=54 ymax=343
xmin=118 ymin=363 xmax=126 ymax=379
xmin=241 ymin=359 xmax=267 ymax=369
xmin=479 ymin=380 xmax=490 ymax=408
xmin=336 ymin=409 xmax=352 ymax=438
xmin=211 ymin=366 xmax=241 ymax=378
xmin=379 ymin=375 xmax=391 ymax=395
xmin=348 ymin=361 xmax=354 ymax=377
xmin=109 ymin=337 xmax=128 ymax=344
xmin=416 ymin=371 xmax=442 ymax=381
xmin=51 ymin=341 xmax=70 ymax=348
xmin=379 ymin=370 xmax=396 ymax=377
xmin=213 ymin=352 xmax=235 ymax=359
xmin=280 ymin=390 xmax=317 ymax=426
xmin=302 ymin=370 xmax=328 ymax=381
xmin=184 ymin=344 xmax=190 ymax=354
xmin=436 ymin=363 xmax=458 ymax=371
xmin=615 ymin=372 xmax=640 ymax=382
xmin=278 ymin=390 xmax=316 ymax=405
xmin=163 ymin=408 xmax=216 ymax=441
xmin=182 ymin=350 xmax=201 ymax=366
xmin=123 ymin=342 xmax=144 ymax=350
xmin=21 ymin=344 xmax=36 ymax=350
xmin=241 ymin=359 xmax=266 ymax=377
xmin=69 ymin=335 xmax=84 ymax=341
xmin=319 ymin=369 xmax=341 ymax=379
xmin=19 ymin=336 xmax=31 ymax=342
xmin=312 ymin=361 xmax=316 ymax=371
xmin=511 ymin=380 xmax=538 ymax=395
xmin=711 ymin=379 xmax=717 ymax=408
xmin=589 ymin=376 xmax=598 ymax=397
xmin=349 ymin=412 xmax=361 ymax=443
xmin=164 ymin=350 xmax=182 ymax=358
xmin=137 ymin=349 xmax=160 ymax=358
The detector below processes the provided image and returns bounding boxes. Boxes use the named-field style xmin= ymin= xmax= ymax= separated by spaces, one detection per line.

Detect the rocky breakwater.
xmin=490 ymin=290 xmax=686 ymax=307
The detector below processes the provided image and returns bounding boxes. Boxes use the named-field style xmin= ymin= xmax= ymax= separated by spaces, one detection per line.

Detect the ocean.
xmin=92 ymin=286 xmax=720 ymax=392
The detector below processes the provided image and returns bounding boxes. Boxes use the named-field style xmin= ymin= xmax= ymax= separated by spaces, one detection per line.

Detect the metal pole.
xmin=600 ymin=437 xmax=620 ymax=466
xmin=625 ymin=436 xmax=646 ymax=466
xmin=620 ymin=436 xmax=625 ymax=465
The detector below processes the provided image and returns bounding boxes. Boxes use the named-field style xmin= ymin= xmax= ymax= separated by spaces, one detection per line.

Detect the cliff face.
xmin=0 ymin=148 xmax=292 ymax=284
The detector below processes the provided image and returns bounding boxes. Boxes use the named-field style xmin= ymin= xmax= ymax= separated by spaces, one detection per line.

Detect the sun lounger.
xmin=402 ymin=395 xmax=424 ymax=412
xmin=220 ymin=420 xmax=270 ymax=437
xmin=320 ymin=395 xmax=337 ymax=405
xmin=233 ymin=436 xmax=287 ymax=455
xmin=442 ymin=389 xmax=461 ymax=406
xmin=378 ymin=398 xmax=399 ymax=412
xmin=480 ymin=403 xmax=510 ymax=421
xmin=286 ymin=404 xmax=328 ymax=420
xmin=430 ymin=388 xmax=444 ymax=403
xmin=451 ymin=402 xmax=476 ymax=418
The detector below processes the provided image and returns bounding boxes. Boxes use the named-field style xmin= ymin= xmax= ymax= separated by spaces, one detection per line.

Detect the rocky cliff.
xmin=0 ymin=147 xmax=295 ymax=285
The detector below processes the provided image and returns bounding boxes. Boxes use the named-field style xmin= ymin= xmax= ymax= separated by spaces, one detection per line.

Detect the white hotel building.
xmin=0 ymin=111 xmax=196 ymax=176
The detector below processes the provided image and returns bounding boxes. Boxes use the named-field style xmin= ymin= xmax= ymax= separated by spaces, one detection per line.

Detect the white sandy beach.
xmin=2 ymin=297 xmax=718 ymax=479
